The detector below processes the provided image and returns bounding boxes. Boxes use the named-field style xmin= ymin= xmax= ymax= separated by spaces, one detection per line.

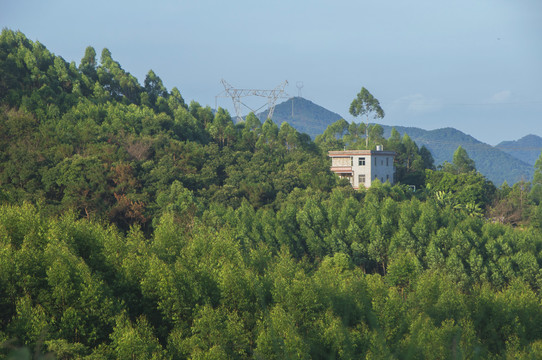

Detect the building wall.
xmin=329 ymin=150 xmax=395 ymax=189
xmin=352 ymin=155 xmax=371 ymax=188
xmin=369 ymin=154 xmax=394 ymax=186
xmin=331 ymin=157 xmax=351 ymax=167
xmin=351 ymin=154 xmax=394 ymax=188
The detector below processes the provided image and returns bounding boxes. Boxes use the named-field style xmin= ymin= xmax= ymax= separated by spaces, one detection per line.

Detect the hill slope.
xmin=3 ymin=30 xmax=542 ymax=359
xmin=496 ymin=134 xmax=542 ymax=166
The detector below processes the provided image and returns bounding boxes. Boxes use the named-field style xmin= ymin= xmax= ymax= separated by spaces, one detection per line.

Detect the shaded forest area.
xmin=1 ymin=29 xmax=542 ymax=359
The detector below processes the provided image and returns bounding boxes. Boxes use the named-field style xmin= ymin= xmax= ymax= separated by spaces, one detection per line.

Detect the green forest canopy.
xmin=1 ymin=29 xmax=542 ymax=359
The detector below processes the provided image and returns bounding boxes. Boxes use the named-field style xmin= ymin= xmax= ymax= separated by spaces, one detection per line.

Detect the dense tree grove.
xmin=1 ymin=29 xmax=542 ymax=359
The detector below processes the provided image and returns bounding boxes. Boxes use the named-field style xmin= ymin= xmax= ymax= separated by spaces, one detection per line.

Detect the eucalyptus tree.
xmin=349 ymin=87 xmax=385 ymax=148
xmin=144 ymin=69 xmax=168 ymax=109
xmin=452 ymin=146 xmax=476 ymax=174
xmin=79 ymin=46 xmax=97 ymax=81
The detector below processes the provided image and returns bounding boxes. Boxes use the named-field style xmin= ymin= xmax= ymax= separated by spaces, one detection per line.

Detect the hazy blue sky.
xmin=2 ymin=0 xmax=541 ymax=144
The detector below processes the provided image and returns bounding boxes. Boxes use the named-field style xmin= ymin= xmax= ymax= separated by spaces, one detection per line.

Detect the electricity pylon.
xmin=215 ymin=79 xmax=288 ymax=122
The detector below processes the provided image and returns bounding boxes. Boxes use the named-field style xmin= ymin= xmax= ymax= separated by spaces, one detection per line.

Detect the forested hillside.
xmin=1 ymin=29 xmax=542 ymax=359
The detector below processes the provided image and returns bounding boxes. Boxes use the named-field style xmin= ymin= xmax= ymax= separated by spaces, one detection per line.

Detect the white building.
xmin=328 ymin=147 xmax=396 ymax=189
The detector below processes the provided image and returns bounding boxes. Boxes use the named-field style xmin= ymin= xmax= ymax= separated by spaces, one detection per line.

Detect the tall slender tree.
xmin=79 ymin=46 xmax=97 ymax=81
xmin=349 ymin=87 xmax=385 ymax=148
xmin=452 ymin=146 xmax=476 ymax=174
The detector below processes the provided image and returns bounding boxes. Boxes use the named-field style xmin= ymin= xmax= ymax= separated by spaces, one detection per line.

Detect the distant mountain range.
xmin=260 ymin=97 xmax=539 ymax=185
xmin=379 ymin=126 xmax=534 ymax=185
xmin=495 ymin=135 xmax=542 ymax=167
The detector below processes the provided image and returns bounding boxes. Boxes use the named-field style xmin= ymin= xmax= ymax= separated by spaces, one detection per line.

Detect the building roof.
xmin=328 ymin=150 xmax=396 ymax=157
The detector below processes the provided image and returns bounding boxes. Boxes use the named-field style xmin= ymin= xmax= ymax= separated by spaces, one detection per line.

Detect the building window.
xmin=386 ymin=157 xmax=389 ymax=166
xmin=381 ymin=159 xmax=384 ymax=165
xmin=386 ymin=174 xmax=389 ymax=181
xmin=350 ymin=157 xmax=353 ymax=166
xmin=359 ymin=174 xmax=365 ymax=185
xmin=358 ymin=157 xmax=365 ymax=166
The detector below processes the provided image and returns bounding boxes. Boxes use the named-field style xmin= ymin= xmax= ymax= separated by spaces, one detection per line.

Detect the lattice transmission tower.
xmin=215 ymin=79 xmax=289 ymax=122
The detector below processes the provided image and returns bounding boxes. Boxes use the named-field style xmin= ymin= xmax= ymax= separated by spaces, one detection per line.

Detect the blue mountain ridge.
xmin=496 ymin=134 xmax=542 ymax=167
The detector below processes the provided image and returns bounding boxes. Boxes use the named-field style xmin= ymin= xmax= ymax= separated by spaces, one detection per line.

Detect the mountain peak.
xmin=258 ymin=97 xmax=343 ymax=138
